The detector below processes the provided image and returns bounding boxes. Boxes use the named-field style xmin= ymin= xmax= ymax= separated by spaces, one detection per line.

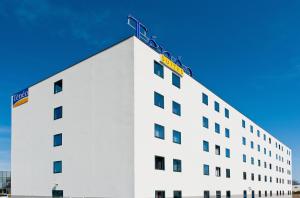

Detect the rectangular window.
xmin=53 ymin=133 xmax=62 ymax=147
xmin=173 ymin=159 xmax=182 ymax=172
xmin=204 ymin=191 xmax=210 ymax=198
xmin=251 ymin=173 xmax=254 ymax=181
xmin=226 ymin=191 xmax=231 ymax=198
xmin=202 ymin=93 xmax=208 ymax=105
xmin=173 ymin=130 xmax=181 ymax=144
xmin=54 ymin=106 xmax=63 ymax=120
xmin=215 ymin=123 xmax=220 ymax=134
xmin=225 ymin=108 xmax=229 ymax=118
xmin=243 ymin=154 xmax=247 ymax=163
xmin=203 ymin=164 xmax=210 ymax=175
xmin=214 ymin=101 xmax=220 ymax=112
xmin=242 ymin=120 xmax=246 ymax=128
xmin=242 ymin=137 xmax=246 ymax=145
xmin=216 ymin=191 xmax=221 ymax=198
xmin=258 ymin=160 xmax=261 ymax=167
xmin=257 ymin=130 xmax=260 ymax=137
xmin=155 ymin=191 xmax=165 ymax=198
xmin=54 ymin=80 xmax=63 ymax=94
xmin=243 ymin=172 xmax=247 ymax=180
xmin=226 ymin=169 xmax=231 ymax=178
xmin=251 ymin=141 xmax=254 ymax=149
xmin=53 ymin=161 xmax=62 ymax=174
xmin=172 ymin=73 xmax=181 ymax=88
xmin=203 ymin=140 xmax=209 ymax=152
xmin=216 ymin=167 xmax=221 ymax=177
xmin=174 ymin=191 xmax=182 ymax=198
xmin=225 ymin=148 xmax=230 ymax=158
xmin=225 ymin=128 xmax=230 ymax=138
xmin=257 ymin=144 xmax=261 ymax=152
xmin=155 ymin=156 xmax=165 ymax=170
xmin=251 ymin=157 xmax=254 ymax=165
xmin=215 ymin=145 xmax=221 ymax=155
xmin=252 ymin=191 xmax=255 ymax=198
xmin=154 ymin=92 xmax=164 ymax=109
xmin=244 ymin=190 xmax=247 ymax=198
xmin=203 ymin=116 xmax=209 ymax=129
xmin=154 ymin=124 xmax=165 ymax=139
xmin=258 ymin=174 xmax=261 ymax=181
xmin=263 ymin=134 xmax=266 ymax=141
xmin=250 ymin=125 xmax=254 ymax=133
xmin=172 ymin=101 xmax=181 ymax=116
xmin=154 ymin=61 xmax=164 ymax=78
xmin=52 ymin=190 xmax=63 ymax=198
xmin=259 ymin=191 xmax=262 ymax=197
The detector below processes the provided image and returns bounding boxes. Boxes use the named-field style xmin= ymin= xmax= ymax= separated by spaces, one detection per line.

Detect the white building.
xmin=11 ymin=36 xmax=293 ymax=198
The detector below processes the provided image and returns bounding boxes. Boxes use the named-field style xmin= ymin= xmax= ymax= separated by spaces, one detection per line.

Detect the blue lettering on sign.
xmin=127 ymin=15 xmax=193 ymax=77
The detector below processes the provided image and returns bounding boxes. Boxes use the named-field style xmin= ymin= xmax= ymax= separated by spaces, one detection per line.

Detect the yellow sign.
xmin=160 ymin=55 xmax=184 ymax=76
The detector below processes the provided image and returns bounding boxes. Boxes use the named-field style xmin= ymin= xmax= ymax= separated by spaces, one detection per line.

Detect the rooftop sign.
xmin=127 ymin=15 xmax=193 ymax=77
xmin=13 ymin=88 xmax=28 ymax=108
xmin=160 ymin=54 xmax=184 ymax=76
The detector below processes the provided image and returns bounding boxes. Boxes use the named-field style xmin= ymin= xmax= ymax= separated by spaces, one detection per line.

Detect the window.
xmin=54 ymin=106 xmax=63 ymax=120
xmin=242 ymin=137 xmax=246 ymax=145
xmin=263 ymin=134 xmax=266 ymax=141
xmin=226 ymin=191 xmax=231 ymax=198
xmin=251 ymin=173 xmax=254 ymax=181
xmin=216 ymin=167 xmax=221 ymax=177
xmin=225 ymin=108 xmax=230 ymax=118
xmin=52 ymin=190 xmax=63 ymax=198
xmin=243 ymin=154 xmax=247 ymax=163
xmin=155 ymin=156 xmax=165 ymax=170
xmin=173 ymin=130 xmax=181 ymax=144
xmin=154 ymin=124 xmax=165 ymax=139
xmin=173 ymin=159 xmax=182 ymax=172
xmin=226 ymin=169 xmax=231 ymax=178
xmin=216 ymin=191 xmax=221 ymax=198
xmin=155 ymin=191 xmax=165 ymax=198
xmin=258 ymin=174 xmax=261 ymax=181
xmin=242 ymin=120 xmax=246 ymax=128
xmin=257 ymin=130 xmax=260 ymax=137
xmin=251 ymin=141 xmax=254 ymax=149
xmin=265 ymin=176 xmax=267 ymax=182
xmin=204 ymin=191 xmax=210 ymax=198
xmin=225 ymin=148 xmax=230 ymax=158
xmin=203 ymin=140 xmax=209 ymax=152
xmin=258 ymin=160 xmax=261 ymax=167
xmin=154 ymin=61 xmax=164 ymax=78
xmin=244 ymin=191 xmax=247 ymax=198
xmin=225 ymin=128 xmax=230 ymax=138
xmin=172 ymin=101 xmax=181 ymax=116
xmin=257 ymin=144 xmax=261 ymax=152
xmin=202 ymin=116 xmax=209 ymax=129
xmin=172 ymin=73 xmax=180 ymax=88
xmin=264 ymin=148 xmax=267 ymax=155
xmin=250 ymin=125 xmax=254 ymax=133
xmin=154 ymin=92 xmax=164 ymax=109
xmin=202 ymin=93 xmax=208 ymax=105
xmin=53 ymin=161 xmax=62 ymax=174
xmin=215 ymin=123 xmax=220 ymax=134
xmin=174 ymin=191 xmax=182 ymax=198
xmin=203 ymin=164 xmax=210 ymax=175
xmin=53 ymin=133 xmax=62 ymax=147
xmin=265 ymin=191 xmax=267 ymax=197
xmin=243 ymin=172 xmax=247 ymax=180
xmin=251 ymin=157 xmax=254 ymax=165
xmin=214 ymin=101 xmax=220 ymax=112
xmin=215 ymin=145 xmax=221 ymax=155
xmin=259 ymin=191 xmax=262 ymax=197
xmin=252 ymin=191 xmax=255 ymax=198
xmin=54 ymin=80 xmax=63 ymax=94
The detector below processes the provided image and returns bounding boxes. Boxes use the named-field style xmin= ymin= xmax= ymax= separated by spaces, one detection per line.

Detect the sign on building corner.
xmin=127 ymin=15 xmax=193 ymax=77
xmin=13 ymin=88 xmax=29 ymax=108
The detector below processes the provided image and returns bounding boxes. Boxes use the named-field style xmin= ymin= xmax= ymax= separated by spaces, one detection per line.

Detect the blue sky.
xmin=0 ymin=0 xmax=299 ymax=181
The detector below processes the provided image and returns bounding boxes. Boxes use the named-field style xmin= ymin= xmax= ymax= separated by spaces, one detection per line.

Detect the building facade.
xmin=11 ymin=36 xmax=292 ymax=198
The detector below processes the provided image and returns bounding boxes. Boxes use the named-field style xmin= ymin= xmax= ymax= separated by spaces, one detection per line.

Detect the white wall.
xmin=133 ymin=37 xmax=292 ymax=198
xmin=11 ymin=37 xmax=135 ymax=197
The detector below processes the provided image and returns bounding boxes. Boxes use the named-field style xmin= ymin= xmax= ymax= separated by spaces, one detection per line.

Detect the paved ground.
xmin=294 ymin=194 xmax=300 ymax=198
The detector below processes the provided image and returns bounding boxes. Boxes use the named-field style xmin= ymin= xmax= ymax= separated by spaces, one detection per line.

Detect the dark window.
xmin=252 ymin=191 xmax=255 ymax=198
xmin=155 ymin=191 xmax=165 ymax=198
xmin=172 ymin=101 xmax=181 ymax=116
xmin=259 ymin=191 xmax=262 ymax=197
xmin=54 ymin=80 xmax=63 ymax=94
xmin=174 ymin=191 xmax=182 ymax=198
xmin=216 ymin=167 xmax=221 ymax=177
xmin=251 ymin=173 xmax=255 ymax=181
xmin=155 ymin=156 xmax=165 ymax=170
xmin=215 ymin=123 xmax=220 ymax=134
xmin=243 ymin=172 xmax=247 ymax=180
xmin=203 ymin=116 xmax=209 ymax=129
xmin=216 ymin=191 xmax=221 ymax=198
xmin=226 ymin=191 xmax=231 ymax=198
xmin=202 ymin=93 xmax=208 ymax=105
xmin=225 ymin=108 xmax=230 ymax=118
xmin=225 ymin=128 xmax=230 ymax=138
xmin=52 ymin=190 xmax=63 ymax=198
xmin=54 ymin=106 xmax=63 ymax=120
xmin=214 ymin=101 xmax=220 ymax=112
xmin=154 ymin=61 xmax=164 ymax=78
xmin=244 ymin=190 xmax=247 ymax=198
xmin=53 ymin=161 xmax=62 ymax=174
xmin=265 ymin=191 xmax=267 ymax=197
xmin=215 ymin=145 xmax=221 ymax=155
xmin=173 ymin=159 xmax=182 ymax=172
xmin=154 ymin=124 xmax=165 ymax=139
xmin=172 ymin=73 xmax=181 ymax=88
xmin=242 ymin=120 xmax=246 ymax=128
xmin=173 ymin=130 xmax=181 ymax=144
xmin=203 ymin=140 xmax=209 ymax=152
xmin=154 ymin=92 xmax=164 ymax=109
xmin=226 ymin=169 xmax=231 ymax=178
xmin=204 ymin=191 xmax=210 ymax=198
xmin=53 ymin=133 xmax=62 ymax=147
xmin=203 ymin=164 xmax=210 ymax=175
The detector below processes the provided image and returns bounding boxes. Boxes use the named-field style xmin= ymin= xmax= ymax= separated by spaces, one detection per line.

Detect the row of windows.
xmin=154 ymin=123 xmax=181 ymax=144
xmin=155 ymin=190 xmax=182 ymax=198
xmin=203 ymin=164 xmax=231 ymax=178
xmin=243 ymin=190 xmax=291 ymax=198
xmin=154 ymin=61 xmax=181 ymax=89
xmin=202 ymin=93 xmax=230 ymax=119
xmin=155 ymin=156 xmax=181 ymax=172
xmin=203 ymin=141 xmax=231 ymax=158
xmin=202 ymin=117 xmax=231 ymax=138
xmin=154 ymin=92 xmax=181 ymax=116
xmin=242 ymin=171 xmax=287 ymax=184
